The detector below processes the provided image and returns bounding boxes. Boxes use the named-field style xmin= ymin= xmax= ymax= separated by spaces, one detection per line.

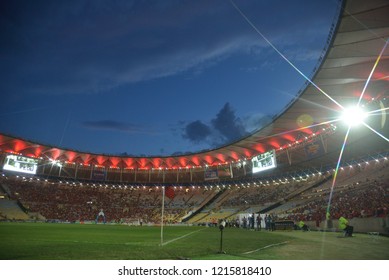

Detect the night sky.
xmin=0 ymin=0 xmax=339 ymax=156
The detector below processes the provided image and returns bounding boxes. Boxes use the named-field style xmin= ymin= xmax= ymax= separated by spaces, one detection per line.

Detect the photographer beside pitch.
xmin=338 ymin=216 xmax=354 ymax=237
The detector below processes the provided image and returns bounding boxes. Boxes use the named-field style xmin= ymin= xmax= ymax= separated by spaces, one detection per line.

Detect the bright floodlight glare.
xmin=341 ymin=106 xmax=367 ymax=127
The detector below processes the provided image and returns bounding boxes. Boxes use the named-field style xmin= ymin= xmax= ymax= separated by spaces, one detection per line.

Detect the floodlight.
xmin=341 ymin=106 xmax=367 ymax=127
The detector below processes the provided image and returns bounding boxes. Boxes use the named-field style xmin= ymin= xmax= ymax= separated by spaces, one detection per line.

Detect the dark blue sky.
xmin=0 ymin=0 xmax=339 ymax=156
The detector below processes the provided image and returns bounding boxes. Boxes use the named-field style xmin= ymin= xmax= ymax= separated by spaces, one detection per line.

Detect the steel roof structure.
xmin=1 ymin=0 xmax=388 ymax=175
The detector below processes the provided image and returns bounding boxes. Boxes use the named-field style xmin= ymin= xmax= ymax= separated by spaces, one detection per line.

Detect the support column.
xmin=286 ymin=149 xmax=292 ymax=165
xmin=75 ymin=163 xmax=78 ymax=180
xmin=120 ymin=167 xmax=123 ymax=182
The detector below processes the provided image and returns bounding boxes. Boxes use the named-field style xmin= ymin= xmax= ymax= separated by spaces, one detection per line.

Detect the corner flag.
xmin=161 ymin=186 xmax=175 ymax=246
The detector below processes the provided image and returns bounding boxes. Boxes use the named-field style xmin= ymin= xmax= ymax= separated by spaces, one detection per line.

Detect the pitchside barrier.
xmin=304 ymin=216 xmax=389 ymax=235
xmin=274 ymin=220 xmax=295 ymax=230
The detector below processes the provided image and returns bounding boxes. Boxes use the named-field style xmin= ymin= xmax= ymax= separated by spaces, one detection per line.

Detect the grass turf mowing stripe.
xmin=161 ymin=228 xmax=205 ymax=246
xmin=2 ymin=223 xmax=389 ymax=259
xmin=242 ymin=241 xmax=289 ymax=255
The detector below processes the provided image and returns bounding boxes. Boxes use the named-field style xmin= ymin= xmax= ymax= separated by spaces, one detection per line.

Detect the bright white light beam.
xmin=326 ymin=126 xmax=351 ymax=218
xmin=367 ymin=106 xmax=389 ymax=115
xmin=363 ymin=122 xmax=389 ymax=142
xmin=230 ymin=0 xmax=344 ymax=110
xmin=341 ymin=106 xmax=367 ymax=127
xmin=357 ymin=39 xmax=389 ymax=107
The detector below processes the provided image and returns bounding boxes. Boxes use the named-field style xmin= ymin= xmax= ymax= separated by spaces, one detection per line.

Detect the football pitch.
xmin=1 ymin=223 xmax=388 ymax=260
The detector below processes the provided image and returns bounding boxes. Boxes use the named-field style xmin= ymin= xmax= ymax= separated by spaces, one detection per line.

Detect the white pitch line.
xmin=242 ymin=241 xmax=289 ymax=255
xmin=161 ymin=229 xmax=205 ymax=246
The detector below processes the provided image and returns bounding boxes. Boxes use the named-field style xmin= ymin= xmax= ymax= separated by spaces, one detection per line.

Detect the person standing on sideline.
xmin=250 ymin=213 xmax=255 ymax=230
xmin=339 ymin=216 xmax=353 ymax=237
xmin=243 ymin=216 xmax=247 ymax=229
xmin=256 ymin=214 xmax=262 ymax=231
xmin=299 ymin=220 xmax=309 ymax=231
xmin=265 ymin=214 xmax=270 ymax=230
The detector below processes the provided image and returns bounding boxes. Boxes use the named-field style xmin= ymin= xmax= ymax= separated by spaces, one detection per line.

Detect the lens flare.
xmin=326 ymin=127 xmax=351 ymax=217
xmin=296 ymin=114 xmax=314 ymax=128
xmin=229 ymin=0 xmax=344 ymax=110
xmin=363 ymin=122 xmax=389 ymax=142
xmin=357 ymin=39 xmax=389 ymax=106
xmin=230 ymin=0 xmax=389 ymax=227
xmin=341 ymin=107 xmax=367 ymax=127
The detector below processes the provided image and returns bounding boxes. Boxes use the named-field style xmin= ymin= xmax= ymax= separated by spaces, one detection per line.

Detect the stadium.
xmin=1 ymin=0 xmax=389 ymax=260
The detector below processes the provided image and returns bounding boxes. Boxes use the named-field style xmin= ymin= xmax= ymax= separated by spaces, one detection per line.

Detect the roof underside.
xmin=1 ymin=0 xmax=388 ymax=171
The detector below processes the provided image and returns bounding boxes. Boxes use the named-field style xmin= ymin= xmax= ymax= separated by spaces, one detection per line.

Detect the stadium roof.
xmin=0 ymin=0 xmax=388 ymax=171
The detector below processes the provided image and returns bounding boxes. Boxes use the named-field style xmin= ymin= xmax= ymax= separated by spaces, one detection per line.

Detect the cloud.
xmin=181 ymin=103 xmax=277 ymax=148
xmin=284 ymin=48 xmax=323 ymax=63
xmin=182 ymin=102 xmax=249 ymax=146
xmin=182 ymin=120 xmax=211 ymax=144
xmin=211 ymin=102 xmax=247 ymax=142
xmin=0 ymin=0 xmax=253 ymax=95
xmin=0 ymin=0 xmax=334 ymax=96
xmin=82 ymin=120 xmax=145 ymax=133
xmin=242 ymin=113 xmax=272 ymax=133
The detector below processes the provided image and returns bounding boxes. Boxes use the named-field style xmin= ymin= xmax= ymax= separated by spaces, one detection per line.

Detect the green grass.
xmin=1 ymin=223 xmax=388 ymax=260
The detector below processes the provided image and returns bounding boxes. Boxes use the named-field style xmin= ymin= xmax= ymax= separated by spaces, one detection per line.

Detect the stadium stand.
xmin=0 ymin=154 xmax=387 ymax=233
xmin=0 ymin=200 xmax=29 ymax=220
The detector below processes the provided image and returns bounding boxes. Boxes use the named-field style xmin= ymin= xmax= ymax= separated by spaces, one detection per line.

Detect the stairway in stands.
xmin=0 ymin=199 xmax=29 ymax=220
